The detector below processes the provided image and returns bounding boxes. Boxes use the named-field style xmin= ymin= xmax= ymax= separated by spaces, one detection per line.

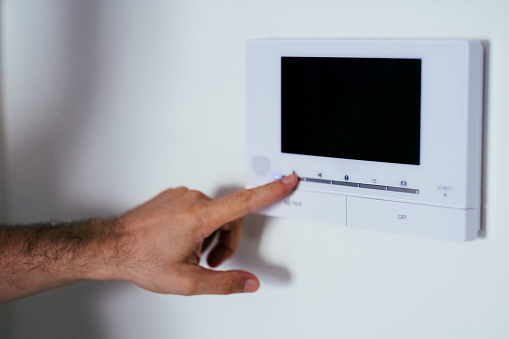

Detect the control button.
xmin=398 ymin=214 xmax=408 ymax=221
xmin=344 ymin=175 xmax=349 ymax=181
xmin=387 ymin=186 xmax=420 ymax=194
xmin=304 ymin=177 xmax=332 ymax=184
xmin=332 ymin=180 xmax=360 ymax=187
xmin=347 ymin=197 xmax=474 ymax=240
xmin=261 ymin=190 xmax=347 ymax=225
xmin=317 ymin=172 xmax=323 ymax=178
xmin=401 ymin=181 xmax=407 ymax=187
xmin=359 ymin=183 xmax=388 ymax=191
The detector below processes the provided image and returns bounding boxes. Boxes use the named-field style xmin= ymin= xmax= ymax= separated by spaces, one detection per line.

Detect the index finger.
xmin=204 ymin=173 xmax=299 ymax=234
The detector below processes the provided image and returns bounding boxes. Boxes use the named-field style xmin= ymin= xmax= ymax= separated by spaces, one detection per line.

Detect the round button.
xmin=344 ymin=175 xmax=349 ymax=181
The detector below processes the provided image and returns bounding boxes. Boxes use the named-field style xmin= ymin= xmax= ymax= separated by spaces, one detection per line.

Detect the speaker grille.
xmin=252 ymin=156 xmax=270 ymax=176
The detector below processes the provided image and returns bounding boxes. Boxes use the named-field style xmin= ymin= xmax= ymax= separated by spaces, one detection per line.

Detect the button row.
xmin=302 ymin=177 xmax=419 ymax=194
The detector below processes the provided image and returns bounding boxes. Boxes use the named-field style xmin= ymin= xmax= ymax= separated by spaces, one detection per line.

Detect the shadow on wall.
xmin=2 ymin=3 xmax=282 ymax=338
xmin=0 ymin=3 xmax=7 ymax=225
xmin=3 ymin=2 xmax=114 ymax=338
xmin=479 ymin=39 xmax=491 ymax=238
xmin=0 ymin=4 xmax=15 ymax=338
xmin=214 ymin=186 xmax=292 ymax=285
xmin=235 ymin=214 xmax=292 ymax=284
xmin=6 ymin=2 xmax=107 ymax=224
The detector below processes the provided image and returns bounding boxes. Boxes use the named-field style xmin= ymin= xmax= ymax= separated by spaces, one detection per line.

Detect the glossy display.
xmin=281 ymin=57 xmax=422 ymax=165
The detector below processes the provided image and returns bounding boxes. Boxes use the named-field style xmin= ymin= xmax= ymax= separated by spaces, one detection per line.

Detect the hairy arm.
xmin=0 ymin=219 xmax=125 ymax=303
xmin=0 ymin=174 xmax=299 ymax=303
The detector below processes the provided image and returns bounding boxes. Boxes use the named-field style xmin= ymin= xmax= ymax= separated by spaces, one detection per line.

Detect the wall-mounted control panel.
xmin=246 ymin=39 xmax=483 ymax=241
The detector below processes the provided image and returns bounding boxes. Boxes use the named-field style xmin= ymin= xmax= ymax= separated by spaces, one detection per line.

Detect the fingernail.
xmin=243 ymin=279 xmax=258 ymax=293
xmin=281 ymin=174 xmax=294 ymax=185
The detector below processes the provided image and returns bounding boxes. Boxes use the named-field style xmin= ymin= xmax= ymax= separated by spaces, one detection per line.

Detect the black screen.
xmin=281 ymin=57 xmax=422 ymax=165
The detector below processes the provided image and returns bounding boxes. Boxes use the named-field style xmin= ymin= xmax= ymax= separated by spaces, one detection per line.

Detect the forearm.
xmin=0 ymin=219 xmax=124 ymax=303
xmin=0 ymin=174 xmax=299 ymax=301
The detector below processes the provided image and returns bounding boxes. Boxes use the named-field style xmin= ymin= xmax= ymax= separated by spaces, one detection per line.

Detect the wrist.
xmin=77 ymin=218 xmax=130 ymax=282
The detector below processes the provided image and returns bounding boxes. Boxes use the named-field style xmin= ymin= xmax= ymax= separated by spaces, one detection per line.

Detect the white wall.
xmin=1 ymin=0 xmax=508 ymax=338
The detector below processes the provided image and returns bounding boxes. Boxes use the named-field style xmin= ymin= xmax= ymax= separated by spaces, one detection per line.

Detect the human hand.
xmin=113 ymin=174 xmax=299 ymax=296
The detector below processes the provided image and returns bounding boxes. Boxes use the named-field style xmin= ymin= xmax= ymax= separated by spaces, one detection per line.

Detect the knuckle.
xmin=221 ymin=278 xmax=240 ymax=295
xmin=171 ymin=186 xmax=189 ymax=195
xmin=194 ymin=207 xmax=216 ymax=234
xmin=236 ymin=189 xmax=254 ymax=208
xmin=180 ymin=203 xmax=212 ymax=232
xmin=179 ymin=277 xmax=200 ymax=296
xmin=187 ymin=189 xmax=209 ymax=201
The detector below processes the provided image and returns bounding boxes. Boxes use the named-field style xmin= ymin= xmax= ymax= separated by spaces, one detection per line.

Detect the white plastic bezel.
xmin=247 ymin=39 xmax=483 ymax=210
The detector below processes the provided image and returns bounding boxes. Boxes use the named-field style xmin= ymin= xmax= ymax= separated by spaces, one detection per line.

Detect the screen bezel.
xmin=246 ymin=40 xmax=473 ymax=208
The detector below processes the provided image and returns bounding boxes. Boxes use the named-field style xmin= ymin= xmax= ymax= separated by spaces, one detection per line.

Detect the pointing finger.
xmin=203 ymin=173 xmax=299 ymax=235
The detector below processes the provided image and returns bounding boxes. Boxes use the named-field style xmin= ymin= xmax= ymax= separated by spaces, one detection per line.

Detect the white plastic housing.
xmin=246 ymin=39 xmax=483 ymax=241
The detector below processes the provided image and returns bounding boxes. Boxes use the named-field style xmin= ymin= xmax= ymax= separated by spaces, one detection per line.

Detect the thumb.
xmin=184 ymin=266 xmax=260 ymax=295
